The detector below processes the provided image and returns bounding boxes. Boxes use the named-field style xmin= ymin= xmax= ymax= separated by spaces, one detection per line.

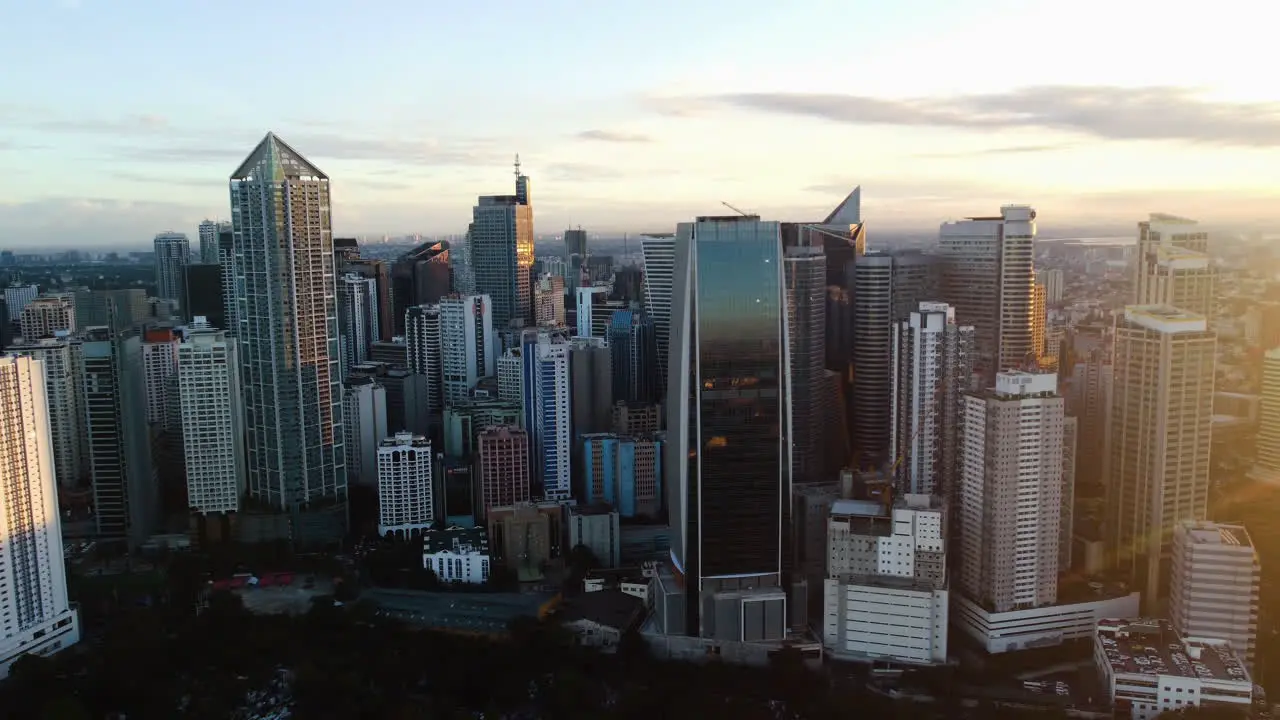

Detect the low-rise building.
xmin=422 ymin=526 xmax=491 ymax=585
xmin=568 ymin=504 xmax=621 ymax=569
xmin=1095 ymin=618 xmax=1253 ymax=720
xmin=559 ymin=590 xmax=646 ymax=650
xmin=1170 ymin=521 xmax=1260 ymax=670
xmin=953 ymin=590 xmax=1140 ymax=654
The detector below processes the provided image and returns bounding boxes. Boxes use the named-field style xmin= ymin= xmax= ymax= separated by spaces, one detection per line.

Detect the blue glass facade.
xmin=582 ymin=434 xmax=663 ymax=519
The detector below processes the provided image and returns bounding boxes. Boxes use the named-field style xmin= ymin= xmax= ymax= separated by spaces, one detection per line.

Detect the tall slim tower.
xmin=666 ymin=215 xmax=791 ymax=639
xmin=531 ymin=332 xmax=572 ymax=500
xmin=198 ymin=219 xmax=220 ymax=264
xmin=640 ymin=234 xmax=676 ymax=397
xmin=0 ymin=355 xmax=80 ymax=679
xmin=337 ymin=273 xmax=380 ymax=378
xmin=230 ymin=133 xmax=346 ymax=535
xmin=470 ymin=161 xmax=534 ymax=330
xmin=217 ymin=223 xmax=237 ymax=335
xmin=153 ymin=231 xmax=191 ymax=313
xmin=1253 ymin=348 xmax=1280 ymax=482
xmin=891 ymin=302 xmax=974 ymax=496
xmin=958 ymin=371 xmax=1064 ymax=612
xmin=405 ymin=304 xmax=444 ymax=417
xmin=439 ymin=294 xmax=497 ymax=404
xmin=5 ymin=337 xmax=83 ymax=489
xmin=178 ymin=328 xmax=245 ymax=515
xmin=940 ymin=205 xmax=1037 ymax=380
xmin=1107 ymin=305 xmax=1215 ymax=607
xmin=784 ymin=246 xmax=826 ymax=484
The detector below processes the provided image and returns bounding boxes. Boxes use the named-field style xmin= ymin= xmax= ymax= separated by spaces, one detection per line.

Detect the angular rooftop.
xmin=231 ymin=132 xmax=327 ymax=182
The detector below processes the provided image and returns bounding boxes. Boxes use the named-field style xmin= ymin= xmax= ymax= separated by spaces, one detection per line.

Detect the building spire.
xmin=514 ymin=153 xmax=521 ymax=178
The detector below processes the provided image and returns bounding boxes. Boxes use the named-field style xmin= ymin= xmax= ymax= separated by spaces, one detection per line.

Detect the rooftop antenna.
xmin=514 ymin=153 xmax=521 ymax=178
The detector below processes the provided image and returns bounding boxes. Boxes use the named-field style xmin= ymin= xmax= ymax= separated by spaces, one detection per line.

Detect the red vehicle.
xmin=228 ymin=576 xmax=247 ymax=589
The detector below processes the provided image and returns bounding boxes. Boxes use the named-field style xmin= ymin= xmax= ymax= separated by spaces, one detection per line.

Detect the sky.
xmin=0 ymin=0 xmax=1276 ymax=248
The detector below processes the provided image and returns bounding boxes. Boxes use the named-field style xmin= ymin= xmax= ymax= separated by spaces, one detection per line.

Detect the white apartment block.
xmin=1170 ymin=521 xmax=1260 ymax=670
xmin=19 ymin=295 xmax=75 ymax=340
xmin=343 ymin=379 xmax=388 ymax=487
xmin=423 ymin=526 xmax=491 ymax=584
xmin=1095 ymin=619 xmax=1252 ymax=720
xmin=376 ymin=431 xmax=434 ymax=537
xmin=6 ymin=337 xmax=82 ymax=488
xmin=141 ymin=330 xmax=180 ymax=428
xmin=890 ymin=301 xmax=974 ymax=496
xmin=439 ymin=294 xmax=496 ymax=404
xmin=822 ymin=494 xmax=948 ymax=665
xmin=1253 ymin=347 xmax=1280 ymax=482
xmin=0 ymin=356 xmax=81 ymax=679
xmin=1036 ymin=268 xmax=1064 ymax=304
xmin=3 ymin=284 xmax=39 ymax=316
xmin=533 ymin=334 xmax=572 ymax=500
xmin=959 ymin=371 xmax=1063 ymax=613
xmin=178 ymin=330 xmax=245 ymax=514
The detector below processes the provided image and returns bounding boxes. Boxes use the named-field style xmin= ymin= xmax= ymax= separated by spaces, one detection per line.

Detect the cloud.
xmin=912 ymin=143 xmax=1077 ymax=158
xmin=0 ymin=198 xmax=208 ymax=249
xmin=662 ymin=86 xmax=1280 ymax=147
xmin=542 ymin=163 xmax=627 ymax=182
xmin=576 ymin=129 xmax=652 ymax=143
xmin=109 ymin=170 xmax=219 ymax=187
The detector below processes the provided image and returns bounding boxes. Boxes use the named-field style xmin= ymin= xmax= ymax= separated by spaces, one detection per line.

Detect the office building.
xmin=607 ymin=309 xmax=656 ymax=405
xmin=785 ymin=246 xmax=826 ymax=484
xmin=153 ymin=231 xmax=191 ymax=312
xmin=19 ymin=295 xmax=75 ymax=340
xmin=611 ymin=401 xmax=660 ymax=435
xmin=1134 ymin=214 xmax=1215 ymax=320
xmin=940 ymin=205 xmax=1037 ymax=380
xmin=476 ymin=425 xmax=531 ymax=519
xmin=439 ymin=294 xmax=496 ymax=404
xmin=216 ymin=224 xmax=236 ymax=335
xmin=890 ymin=302 xmax=973 ymax=497
xmin=640 ymin=233 xmax=676 ymax=397
xmin=231 ymin=133 xmax=346 ymax=538
xmin=376 ymin=431 xmax=434 ymax=538
xmin=0 ymin=356 xmax=80 ymax=680
xmin=534 ymin=273 xmax=566 ymax=327
xmin=665 ymin=215 xmax=791 ymax=639
xmin=392 ymin=239 xmax=451 ymax=334
xmin=1107 ymin=306 xmax=1215 ymax=606
xmin=141 ymin=327 xmax=180 ymax=428
xmin=5 ymin=337 xmax=83 ymax=488
xmin=850 ymin=251 xmax=939 ymax=466
xmin=422 ymin=527 xmax=491 ymax=584
xmin=568 ymin=505 xmax=622 ymax=569
xmin=581 ymin=433 xmax=662 ymax=518
xmin=341 ymin=257 xmax=393 ymax=343
xmin=198 ymin=219 xmax=220 ymax=264
xmin=4 ymin=283 xmax=39 ymax=316
xmin=338 ymin=272 xmax=380 ymax=378
xmin=564 ymin=228 xmax=588 ymax=257
xmin=531 ymin=333 xmax=572 ymax=500
xmin=574 ymin=285 xmax=611 ymax=340
xmin=1068 ymin=347 xmax=1113 ymax=490
xmin=1036 ymin=268 xmax=1064 ymax=304
xmin=404 ymin=304 xmax=444 ymax=417
xmin=1095 ymin=619 xmax=1252 ymax=720
xmin=487 ymin=502 xmax=565 ymax=582
xmin=82 ymin=328 xmax=156 ymax=547
xmin=470 ymin=161 xmax=534 ymax=330
xmin=569 ymin=335 xmax=613 ymax=448
xmin=822 ymin=494 xmax=948 ymax=665
xmin=343 ymin=378 xmax=388 ymax=487
xmin=178 ymin=328 xmax=245 ymax=515
xmin=443 ymin=399 xmax=522 ymax=459
xmin=1170 ymin=521 xmax=1260 ymax=669
xmin=184 ymin=264 xmax=226 ymax=330
xmin=959 ymin=371 xmax=1064 ymax=612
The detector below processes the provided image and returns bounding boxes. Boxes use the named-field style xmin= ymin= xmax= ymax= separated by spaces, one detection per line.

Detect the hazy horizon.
xmin=1 ymin=0 xmax=1276 ymax=248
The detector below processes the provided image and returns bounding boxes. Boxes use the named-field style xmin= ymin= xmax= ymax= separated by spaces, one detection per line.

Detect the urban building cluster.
xmin=0 ymin=133 xmax=1268 ymax=720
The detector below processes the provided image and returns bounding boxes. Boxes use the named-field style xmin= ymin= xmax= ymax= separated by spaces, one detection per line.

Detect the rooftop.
xmin=1123 ymin=305 xmax=1209 ymax=334
xmin=1182 ymin=521 xmax=1254 ymax=549
xmin=557 ymin=590 xmax=645 ymax=631
xmin=423 ymin=526 xmax=489 ymax=556
xmin=1096 ymin=619 xmax=1250 ymax=684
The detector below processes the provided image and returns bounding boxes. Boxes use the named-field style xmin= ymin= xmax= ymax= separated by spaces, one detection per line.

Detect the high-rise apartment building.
xmin=3 ymin=283 xmax=39 ymax=317
xmin=890 ymin=302 xmax=974 ymax=497
xmin=1107 ymin=305 xmax=1216 ymax=607
xmin=230 ymin=133 xmax=346 ymax=535
xmin=940 ymin=205 xmax=1037 ymax=380
xmin=404 ymin=304 xmax=444 ymax=417
xmin=1170 ymin=521 xmax=1260 ymax=669
xmin=785 ymin=246 xmax=826 ymax=484
xmin=82 ymin=328 xmax=156 ymax=547
xmin=217 ymin=224 xmax=236 ymax=335
xmin=1068 ymin=346 xmax=1113 ymax=489
xmin=141 ymin=327 xmax=180 ymax=428
xmin=377 ymin=431 xmax=434 ymax=537
xmin=340 ymin=257 xmax=393 ymax=343
xmin=439 ymin=294 xmax=496 ymax=404
xmin=531 ymin=333 xmax=572 ymax=500
xmin=337 ymin=273 xmax=380 ymax=378
xmin=470 ymin=162 xmax=534 ymax=330
xmin=607 ymin=309 xmax=656 ymax=405
xmin=850 ymin=251 xmax=939 ymax=466
xmin=575 ymin=285 xmax=610 ymax=340
xmin=581 ymin=433 xmax=663 ymax=518
xmin=1253 ymin=348 xmax=1280 ymax=482
xmin=153 ymin=231 xmax=191 ymax=313
xmin=5 ymin=337 xmax=83 ymax=488
xmin=343 ymin=377 xmax=388 ymax=488
xmin=198 ymin=219 xmax=220 ymax=264
xmin=184 ymin=264 xmax=226 ymax=331
xmin=533 ymin=273 xmax=566 ymax=327
xmin=178 ymin=328 xmax=245 ymax=515
xmin=1032 ymin=282 xmax=1048 ymax=362
xmin=1036 ymin=268 xmax=1064 ymax=304
xmin=1134 ymin=214 xmax=1215 ymax=320
xmin=959 ymin=371 xmax=1064 ymax=613
xmin=564 ymin=228 xmax=588 ymax=257
xmin=476 ymin=425 xmax=531 ymax=518
xmin=19 ymin=295 xmax=75 ymax=340
xmin=640 ymin=233 xmax=676 ymax=397
xmin=665 ymin=215 xmax=791 ymax=639
xmin=0 ymin=356 xmax=80 ymax=680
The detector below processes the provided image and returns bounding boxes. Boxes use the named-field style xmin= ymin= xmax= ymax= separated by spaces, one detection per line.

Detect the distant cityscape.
xmin=3 ymin=132 xmax=1280 ymax=719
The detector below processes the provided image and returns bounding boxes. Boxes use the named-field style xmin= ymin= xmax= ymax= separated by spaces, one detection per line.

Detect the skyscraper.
xmin=198 ymin=219 xmax=220 ymax=264
xmin=0 ymin=355 xmax=80 ymax=680
xmin=890 ymin=302 xmax=974 ymax=497
xmin=377 ymin=432 xmax=435 ymax=538
xmin=337 ymin=272 xmax=380 ymax=378
xmin=153 ymin=231 xmax=191 ymax=313
xmin=178 ymin=328 xmax=245 ymax=515
xmin=217 ymin=224 xmax=237 ymax=335
xmin=533 ymin=273 xmax=566 ymax=327
xmin=564 ymin=228 xmax=587 ymax=257
xmin=640 ymin=233 xmax=676 ymax=397
xmin=666 ymin=215 xmax=791 ymax=639
xmin=1253 ymin=348 xmax=1280 ymax=482
xmin=1107 ymin=305 xmax=1215 ymax=606
xmin=958 ymin=371 xmax=1064 ymax=612
xmin=1134 ymin=214 xmax=1215 ymax=319
xmin=1170 ymin=521 xmax=1260 ymax=669
xmin=439 ymin=294 xmax=496 ymax=404
xmin=18 ymin=294 xmax=75 ymax=340
xmin=607 ymin=309 xmax=656 ymax=405
xmin=941 ymin=205 xmax=1037 ymax=380
xmin=141 ymin=327 xmax=179 ymax=428
xmin=405 ymin=304 xmax=444 ymax=417
xmin=784 ymin=245 xmax=826 ymax=484
xmin=470 ymin=161 xmax=534 ymax=330
xmin=230 ymin=133 xmax=346 ymax=537
xmin=5 ymin=337 xmax=83 ymax=489
xmin=531 ymin=332 xmax=572 ymax=500
xmin=184 ymin=263 xmax=226 ymax=331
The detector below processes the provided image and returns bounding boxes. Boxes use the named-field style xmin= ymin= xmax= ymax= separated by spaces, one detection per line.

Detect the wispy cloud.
xmin=658 ymin=86 xmax=1280 ymax=147
xmin=912 ymin=143 xmax=1077 ymax=159
xmin=543 ymin=162 xmax=627 ymax=182
xmin=576 ymin=129 xmax=652 ymax=143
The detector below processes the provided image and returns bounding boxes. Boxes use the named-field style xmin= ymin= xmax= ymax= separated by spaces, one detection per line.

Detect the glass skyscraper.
xmin=470 ymin=162 xmax=534 ymax=331
xmin=666 ymin=215 xmax=791 ymax=638
xmin=229 ymin=133 xmax=346 ymax=535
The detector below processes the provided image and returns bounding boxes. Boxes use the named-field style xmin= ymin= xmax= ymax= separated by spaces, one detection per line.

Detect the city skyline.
xmin=1 ymin=0 xmax=1277 ymax=248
